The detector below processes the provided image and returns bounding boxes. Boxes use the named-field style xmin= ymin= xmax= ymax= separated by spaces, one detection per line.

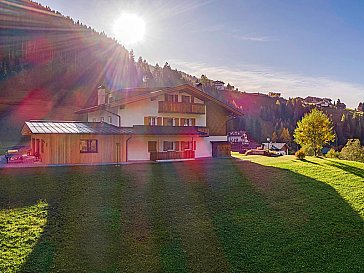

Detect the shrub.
xmin=326 ymin=148 xmax=339 ymax=158
xmin=302 ymin=145 xmax=315 ymax=156
xmin=340 ymin=139 xmax=364 ymax=162
xmin=295 ymin=149 xmax=305 ymax=160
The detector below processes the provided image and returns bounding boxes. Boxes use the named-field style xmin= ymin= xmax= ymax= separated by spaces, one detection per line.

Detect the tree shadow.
xmin=325 ymin=160 xmax=364 ymax=179
xmin=299 ymin=158 xmax=319 ymax=165
xmin=1 ymin=159 xmax=364 ymax=272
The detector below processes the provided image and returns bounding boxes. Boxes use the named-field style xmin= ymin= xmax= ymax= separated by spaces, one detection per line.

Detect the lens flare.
xmin=113 ymin=13 xmax=145 ymax=45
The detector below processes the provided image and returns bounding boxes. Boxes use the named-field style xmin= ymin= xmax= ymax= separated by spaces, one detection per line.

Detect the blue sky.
xmin=37 ymin=0 xmax=364 ymax=108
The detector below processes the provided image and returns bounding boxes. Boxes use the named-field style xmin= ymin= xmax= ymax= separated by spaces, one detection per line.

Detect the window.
xmin=165 ymin=94 xmax=178 ymax=102
xmin=164 ymin=117 xmax=174 ymax=126
xmin=108 ymin=116 xmax=112 ymax=124
xmin=150 ymin=117 xmax=157 ymax=126
xmin=181 ymin=141 xmax=196 ymax=150
xmin=163 ymin=141 xmax=174 ymax=151
xmin=182 ymin=95 xmax=190 ymax=103
xmin=100 ymin=117 xmax=104 ymax=122
xmin=144 ymin=116 xmax=159 ymax=125
xmin=163 ymin=141 xmax=180 ymax=151
xmin=92 ymin=118 xmax=97 ymax=122
xmin=182 ymin=118 xmax=196 ymax=126
xmin=80 ymin=139 xmax=98 ymax=153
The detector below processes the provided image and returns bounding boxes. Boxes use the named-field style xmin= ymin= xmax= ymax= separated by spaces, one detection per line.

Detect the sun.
xmin=113 ymin=13 xmax=146 ymax=45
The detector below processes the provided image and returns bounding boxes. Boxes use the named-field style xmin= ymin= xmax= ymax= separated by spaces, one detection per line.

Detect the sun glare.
xmin=113 ymin=13 xmax=146 ymax=45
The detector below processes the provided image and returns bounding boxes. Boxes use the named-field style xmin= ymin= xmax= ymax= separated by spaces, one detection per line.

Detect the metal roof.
xmin=24 ymin=121 xmax=133 ymax=135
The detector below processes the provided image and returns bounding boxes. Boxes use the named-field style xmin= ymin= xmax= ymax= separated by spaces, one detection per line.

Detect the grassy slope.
xmin=0 ymin=157 xmax=364 ymax=272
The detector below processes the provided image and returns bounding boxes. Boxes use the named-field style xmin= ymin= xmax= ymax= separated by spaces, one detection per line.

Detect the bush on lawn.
xmin=326 ymin=148 xmax=339 ymax=158
xmin=340 ymin=139 xmax=364 ymax=162
xmin=295 ymin=149 xmax=305 ymax=160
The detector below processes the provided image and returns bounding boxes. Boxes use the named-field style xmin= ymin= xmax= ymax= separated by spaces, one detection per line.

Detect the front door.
xmin=115 ymin=143 xmax=121 ymax=163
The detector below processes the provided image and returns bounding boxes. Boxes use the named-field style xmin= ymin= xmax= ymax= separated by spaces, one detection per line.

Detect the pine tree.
xmin=272 ymin=131 xmax=278 ymax=142
xmin=280 ymin=128 xmax=292 ymax=143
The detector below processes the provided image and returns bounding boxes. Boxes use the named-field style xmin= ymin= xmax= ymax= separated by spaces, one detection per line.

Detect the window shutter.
xmin=180 ymin=118 xmax=185 ymax=126
xmin=175 ymin=95 xmax=178 ymax=102
xmin=163 ymin=141 xmax=168 ymax=151
xmin=191 ymin=96 xmax=194 ymax=103
xmin=175 ymin=141 xmax=180 ymax=151
xmin=191 ymin=119 xmax=196 ymax=126
xmin=165 ymin=94 xmax=169 ymax=101
xmin=157 ymin=117 xmax=162 ymax=125
xmin=144 ymin=117 xmax=149 ymax=125
xmin=148 ymin=141 xmax=157 ymax=152
xmin=175 ymin=118 xmax=179 ymax=126
xmin=163 ymin=117 xmax=168 ymax=126
xmin=193 ymin=141 xmax=196 ymax=150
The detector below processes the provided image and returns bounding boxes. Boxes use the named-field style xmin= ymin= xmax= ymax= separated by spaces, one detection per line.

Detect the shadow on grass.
xmin=326 ymin=160 xmax=364 ymax=179
xmin=1 ymin=159 xmax=364 ymax=272
xmin=299 ymin=158 xmax=319 ymax=165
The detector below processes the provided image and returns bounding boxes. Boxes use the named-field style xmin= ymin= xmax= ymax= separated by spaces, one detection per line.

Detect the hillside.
xmin=1 ymin=0 xmax=363 ymax=149
xmin=0 ymin=0 xmax=190 ymax=147
xmin=216 ymin=89 xmax=364 ymax=147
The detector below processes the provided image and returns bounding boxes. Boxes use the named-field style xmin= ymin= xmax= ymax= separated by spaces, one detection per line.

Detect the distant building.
xmin=262 ymin=142 xmax=289 ymax=155
xmin=302 ymin=96 xmax=332 ymax=108
xmin=358 ymin=102 xmax=363 ymax=112
xmin=268 ymin=92 xmax=281 ymax=98
xmin=213 ymin=80 xmax=225 ymax=90
xmin=336 ymin=99 xmax=346 ymax=109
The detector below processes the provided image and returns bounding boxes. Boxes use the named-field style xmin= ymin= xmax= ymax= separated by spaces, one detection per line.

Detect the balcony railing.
xmin=158 ymin=101 xmax=205 ymax=114
xmin=150 ymin=150 xmax=195 ymax=161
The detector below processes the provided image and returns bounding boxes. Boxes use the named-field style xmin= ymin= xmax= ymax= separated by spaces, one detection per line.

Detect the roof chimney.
xmin=97 ymin=85 xmax=107 ymax=105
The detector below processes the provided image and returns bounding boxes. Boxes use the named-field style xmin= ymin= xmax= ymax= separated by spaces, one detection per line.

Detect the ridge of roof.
xmin=75 ymin=84 xmax=243 ymax=116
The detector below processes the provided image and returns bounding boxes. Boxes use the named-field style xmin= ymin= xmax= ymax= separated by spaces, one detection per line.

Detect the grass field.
xmin=1 ymin=156 xmax=364 ymax=272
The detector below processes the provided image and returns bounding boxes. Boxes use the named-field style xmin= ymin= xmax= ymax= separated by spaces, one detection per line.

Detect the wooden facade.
xmin=30 ymin=134 xmax=127 ymax=164
xmin=206 ymin=102 xmax=230 ymax=136
xmin=158 ymin=101 xmax=205 ymax=114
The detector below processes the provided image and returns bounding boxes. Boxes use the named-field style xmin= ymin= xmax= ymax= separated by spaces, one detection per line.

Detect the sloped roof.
xmin=22 ymin=121 xmax=133 ymax=135
xmin=262 ymin=142 xmax=288 ymax=150
xmin=75 ymin=84 xmax=243 ymax=116
xmin=22 ymin=121 xmax=207 ymax=136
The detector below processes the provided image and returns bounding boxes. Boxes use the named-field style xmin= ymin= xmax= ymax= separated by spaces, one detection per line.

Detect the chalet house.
xmin=22 ymin=84 xmax=243 ymax=164
xmin=262 ymin=142 xmax=289 ymax=155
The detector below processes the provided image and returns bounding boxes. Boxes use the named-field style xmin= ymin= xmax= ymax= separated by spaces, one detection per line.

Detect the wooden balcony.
xmin=150 ymin=150 xmax=195 ymax=161
xmin=158 ymin=101 xmax=205 ymax=114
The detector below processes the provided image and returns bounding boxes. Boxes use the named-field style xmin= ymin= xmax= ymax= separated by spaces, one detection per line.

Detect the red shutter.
xmin=175 ymin=141 xmax=180 ymax=151
xmin=193 ymin=141 xmax=196 ymax=150
xmin=180 ymin=118 xmax=185 ymax=126
xmin=144 ymin=117 xmax=149 ymax=125
xmin=191 ymin=119 xmax=196 ymax=126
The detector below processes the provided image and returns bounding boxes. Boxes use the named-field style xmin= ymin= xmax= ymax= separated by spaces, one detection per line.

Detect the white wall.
xmin=127 ymin=135 xmax=227 ymax=161
xmin=118 ymin=93 xmax=206 ymax=127
xmin=87 ymin=109 xmax=119 ymax=127
xmin=127 ymin=135 xmax=199 ymax=161
xmin=195 ymin=136 xmax=227 ymax=158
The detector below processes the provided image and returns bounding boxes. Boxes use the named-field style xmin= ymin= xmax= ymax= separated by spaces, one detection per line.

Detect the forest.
xmin=0 ymin=0 xmax=363 ymax=149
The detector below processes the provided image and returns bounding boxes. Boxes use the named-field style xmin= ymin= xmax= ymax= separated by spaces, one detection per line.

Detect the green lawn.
xmin=1 ymin=156 xmax=364 ymax=272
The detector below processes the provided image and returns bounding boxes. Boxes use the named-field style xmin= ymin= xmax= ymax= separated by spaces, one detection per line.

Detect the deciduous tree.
xmin=294 ymin=109 xmax=335 ymax=156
